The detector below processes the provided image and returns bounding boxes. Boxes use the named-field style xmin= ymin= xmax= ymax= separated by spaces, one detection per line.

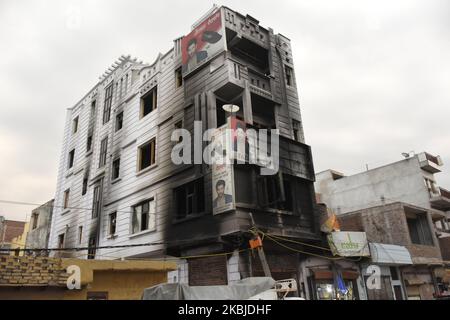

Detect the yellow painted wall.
xmin=0 ymin=269 xmax=168 ymax=300
xmin=10 ymin=222 xmax=29 ymax=256
xmin=64 ymin=270 xmax=168 ymax=300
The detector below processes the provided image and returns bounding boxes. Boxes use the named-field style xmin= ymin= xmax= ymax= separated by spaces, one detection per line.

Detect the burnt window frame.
xmin=57 ymin=233 xmax=65 ymax=249
xmin=63 ymin=189 xmax=70 ymax=210
xmin=31 ymin=212 xmax=39 ymax=230
xmin=173 ymin=178 xmax=205 ymax=221
xmin=285 ymin=65 xmax=293 ymax=87
xmin=115 ymin=111 xmax=123 ymax=132
xmin=68 ymin=149 xmax=75 ymax=169
xmin=86 ymin=134 xmax=93 ymax=153
xmin=92 ymin=184 xmax=101 ymax=219
xmin=82 ymin=175 xmax=88 ymax=196
xmin=175 ymin=67 xmax=183 ymax=88
xmin=109 ymin=211 xmax=117 ymax=236
xmin=131 ymin=198 xmax=156 ymax=234
xmin=78 ymin=225 xmax=83 ymax=245
xmin=102 ymin=83 xmax=114 ymax=124
xmin=88 ymin=236 xmax=96 ymax=259
xmin=111 ymin=157 xmax=121 ymax=181
xmin=99 ymin=136 xmax=108 ymax=168
xmin=140 ymin=86 xmax=157 ymax=118
xmin=137 ymin=138 xmax=156 ymax=172
xmin=72 ymin=116 xmax=79 ymax=134
xmin=406 ymin=212 xmax=434 ymax=246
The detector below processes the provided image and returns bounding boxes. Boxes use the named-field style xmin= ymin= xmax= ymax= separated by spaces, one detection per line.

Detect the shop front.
xmin=308 ymin=268 xmax=360 ymax=300
xmin=402 ymin=266 xmax=437 ymax=300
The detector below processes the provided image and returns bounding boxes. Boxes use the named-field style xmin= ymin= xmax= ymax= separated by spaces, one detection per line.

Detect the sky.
xmin=0 ymin=0 xmax=449 ymax=221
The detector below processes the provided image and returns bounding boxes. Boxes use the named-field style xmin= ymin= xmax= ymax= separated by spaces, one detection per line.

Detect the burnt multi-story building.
xmin=48 ymin=6 xmax=321 ymax=290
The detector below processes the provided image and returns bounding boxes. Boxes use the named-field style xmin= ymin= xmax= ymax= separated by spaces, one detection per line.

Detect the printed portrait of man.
xmin=184 ymin=37 xmax=208 ymax=74
xmin=213 ymin=179 xmax=233 ymax=208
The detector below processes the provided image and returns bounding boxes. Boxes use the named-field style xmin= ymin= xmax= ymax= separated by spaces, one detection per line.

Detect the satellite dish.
xmin=222 ymin=104 xmax=240 ymax=113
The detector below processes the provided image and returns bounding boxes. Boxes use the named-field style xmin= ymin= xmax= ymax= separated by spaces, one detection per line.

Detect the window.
xmin=112 ymin=158 xmax=120 ymax=180
xmin=119 ymin=78 xmax=123 ymax=100
xmin=140 ymin=87 xmax=157 ymax=118
xmin=68 ymin=149 xmax=75 ymax=169
xmin=285 ymin=65 xmax=293 ymax=86
xmin=174 ymin=178 xmax=205 ymax=220
xmin=82 ymin=176 xmax=88 ymax=196
xmin=86 ymin=134 xmax=93 ymax=153
xmin=78 ymin=226 xmax=83 ymax=244
xmin=90 ymin=100 xmax=96 ymax=118
xmin=292 ymin=120 xmax=301 ymax=142
xmin=63 ymin=189 xmax=70 ymax=209
xmin=31 ymin=213 xmax=39 ymax=230
xmin=175 ymin=67 xmax=183 ymax=88
xmin=138 ymin=138 xmax=156 ymax=171
xmin=72 ymin=116 xmax=79 ymax=134
xmin=124 ymin=74 xmax=128 ymax=94
xmin=263 ymin=175 xmax=284 ymax=208
xmin=256 ymin=173 xmax=310 ymax=214
xmin=103 ymin=83 xmax=113 ymax=124
xmin=407 ymin=214 xmax=433 ymax=246
xmin=99 ymin=137 xmax=108 ymax=168
xmin=132 ymin=199 xmax=156 ymax=234
xmin=109 ymin=212 xmax=117 ymax=236
xmin=92 ymin=185 xmax=101 ymax=218
xmin=115 ymin=111 xmax=123 ymax=132
xmin=88 ymin=236 xmax=96 ymax=259
xmin=58 ymin=233 xmax=65 ymax=249
xmin=390 ymin=267 xmax=399 ymax=281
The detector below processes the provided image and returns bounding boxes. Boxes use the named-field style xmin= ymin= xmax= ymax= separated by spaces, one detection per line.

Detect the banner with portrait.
xmin=181 ymin=8 xmax=226 ymax=76
xmin=211 ymin=122 xmax=235 ymax=215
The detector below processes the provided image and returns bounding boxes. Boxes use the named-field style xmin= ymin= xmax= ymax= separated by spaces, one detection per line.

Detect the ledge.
xmin=111 ymin=177 xmax=122 ymax=185
xmin=136 ymin=164 xmax=158 ymax=177
xmin=129 ymin=229 xmax=156 ymax=239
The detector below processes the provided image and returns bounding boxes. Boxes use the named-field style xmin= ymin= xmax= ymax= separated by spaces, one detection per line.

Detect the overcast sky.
xmin=0 ymin=0 xmax=449 ymax=221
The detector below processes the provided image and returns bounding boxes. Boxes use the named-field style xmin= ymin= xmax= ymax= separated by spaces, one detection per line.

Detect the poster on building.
xmin=327 ymin=231 xmax=370 ymax=257
xmin=211 ymin=122 xmax=235 ymax=215
xmin=230 ymin=117 xmax=248 ymax=163
xmin=181 ymin=8 xmax=225 ymax=76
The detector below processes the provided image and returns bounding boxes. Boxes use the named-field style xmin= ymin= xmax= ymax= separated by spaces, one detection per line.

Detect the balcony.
xmin=418 ymin=152 xmax=442 ymax=173
xmin=248 ymin=69 xmax=272 ymax=100
xmin=430 ymin=187 xmax=450 ymax=211
xmin=223 ymin=7 xmax=270 ymax=50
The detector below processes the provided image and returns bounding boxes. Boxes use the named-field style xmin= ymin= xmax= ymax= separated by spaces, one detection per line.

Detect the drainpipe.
xmin=358 ymin=263 xmax=369 ymax=300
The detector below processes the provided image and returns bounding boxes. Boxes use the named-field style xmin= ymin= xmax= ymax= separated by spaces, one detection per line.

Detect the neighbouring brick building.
xmin=25 ymin=199 xmax=55 ymax=256
xmin=315 ymin=152 xmax=450 ymax=259
xmin=338 ymin=202 xmax=443 ymax=299
xmin=48 ymin=5 xmax=321 ymax=291
xmin=315 ymin=151 xmax=450 ymax=299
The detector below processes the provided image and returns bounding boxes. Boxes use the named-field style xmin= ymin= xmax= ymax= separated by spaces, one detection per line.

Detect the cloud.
xmin=0 ymin=0 xmax=449 ymax=220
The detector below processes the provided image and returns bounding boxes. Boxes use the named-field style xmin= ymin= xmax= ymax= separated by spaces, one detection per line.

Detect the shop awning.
xmin=311 ymin=269 xmax=360 ymax=280
xmin=369 ymin=243 xmax=413 ymax=265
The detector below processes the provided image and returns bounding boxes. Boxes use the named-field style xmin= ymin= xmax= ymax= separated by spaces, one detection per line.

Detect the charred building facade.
xmin=48 ymin=6 xmax=321 ymax=291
